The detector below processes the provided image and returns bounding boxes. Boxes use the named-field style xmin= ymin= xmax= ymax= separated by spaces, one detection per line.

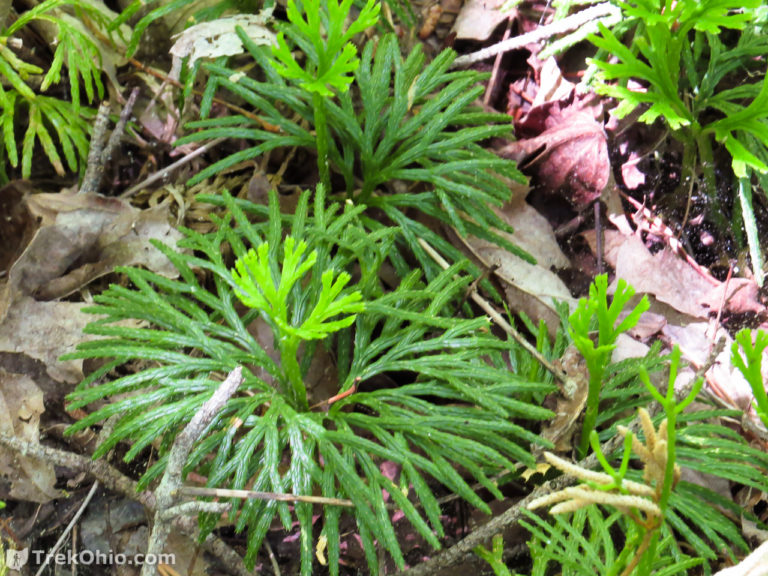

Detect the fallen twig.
xmin=178 ymin=486 xmax=355 ymax=508
xmin=141 ymin=366 xmax=244 ymax=576
xmin=80 ymin=88 xmax=140 ymax=195
xmin=120 ymin=137 xmax=225 ymax=199
xmin=0 ymin=433 xmax=251 ymax=576
xmin=33 ymin=481 xmax=99 ymax=576
xmin=417 ymin=238 xmax=569 ymax=385
xmin=451 ymin=3 xmax=621 ymax=69
xmin=0 ymin=369 xmax=251 ymax=576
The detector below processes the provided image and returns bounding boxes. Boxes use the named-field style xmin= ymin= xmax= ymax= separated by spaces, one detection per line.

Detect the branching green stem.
xmin=636 ymin=346 xmax=703 ymax=568
xmin=312 ymin=92 xmax=331 ymax=194
xmin=281 ymin=336 xmax=309 ymax=411
xmin=570 ymin=275 xmax=649 ymax=459
xmin=695 ymin=132 xmax=726 ymax=230
xmin=579 ymin=364 xmax=607 ymax=458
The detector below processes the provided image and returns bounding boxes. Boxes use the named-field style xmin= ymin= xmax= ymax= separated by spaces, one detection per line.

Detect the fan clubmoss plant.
xmin=269 ymin=0 xmax=380 ymax=192
xmin=178 ymin=0 xmax=531 ymax=280
xmin=64 ymin=187 xmax=555 ymax=575
xmin=231 ymin=235 xmax=364 ymax=410
xmin=586 ymin=0 xmax=768 ymax=280
xmin=0 ymin=0 xmax=108 ymax=179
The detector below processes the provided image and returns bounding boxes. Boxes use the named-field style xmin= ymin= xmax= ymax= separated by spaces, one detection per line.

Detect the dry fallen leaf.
xmin=0 ymin=190 xmax=185 ymax=502
xmin=588 ymin=230 xmax=765 ymax=321
xmin=541 ymin=345 xmax=589 ymax=452
xmin=451 ymin=0 xmax=510 ymax=41
xmin=8 ymin=189 xmax=182 ymax=302
xmin=0 ymin=297 xmax=93 ymax=386
xmin=592 ymin=230 xmax=714 ymax=319
xmin=662 ymin=323 xmax=759 ymax=415
xmin=531 ymin=57 xmax=575 ymax=109
xmin=502 ymin=90 xmax=609 ymax=209
xmin=459 ymin=188 xmax=576 ymax=335
xmin=0 ymin=369 xmax=61 ymax=502
xmin=0 ymin=189 xmax=182 ymax=386
xmin=169 ymin=13 xmax=276 ymax=80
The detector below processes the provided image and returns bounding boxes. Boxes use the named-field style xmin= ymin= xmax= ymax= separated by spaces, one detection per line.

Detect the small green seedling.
xmin=270 ymin=0 xmax=379 ymax=191
xmin=732 ymin=328 xmax=768 ymax=428
xmin=232 ymin=236 xmax=364 ymax=410
xmin=569 ymin=274 xmax=650 ymax=458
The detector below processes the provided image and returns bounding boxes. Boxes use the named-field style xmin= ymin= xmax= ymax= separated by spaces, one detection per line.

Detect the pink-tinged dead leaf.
xmin=501 ymin=91 xmax=609 ymax=208
xmin=660 ymin=323 xmax=767 ymax=428
xmin=507 ymin=57 xmax=572 ymax=120
xmin=591 ymin=231 xmax=714 ymax=320
xmin=0 ymin=369 xmax=60 ymax=502
xmin=611 ymin=333 xmax=650 ymax=363
xmin=380 ymin=460 xmax=400 ymax=482
xmin=625 ymin=310 xmax=667 ymax=340
xmin=451 ymin=0 xmax=510 ymax=41
xmin=700 ymin=278 xmax=764 ymax=316
xmin=531 ymin=58 xmax=575 ymax=108
xmin=588 ymin=230 xmax=765 ymax=320
xmin=541 ymin=345 xmax=588 ymax=452
xmin=132 ymin=72 xmax=181 ymax=145
xmin=507 ymin=76 xmax=536 ymax=119
xmin=379 ymin=460 xmax=402 ymax=504
xmin=620 ymin=150 xmax=647 ymax=190
xmin=458 ymin=189 xmax=575 ymax=336
xmin=681 ymin=465 xmax=734 ymax=507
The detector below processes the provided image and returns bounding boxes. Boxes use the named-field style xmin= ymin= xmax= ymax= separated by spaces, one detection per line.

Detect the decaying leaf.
xmin=8 ymin=189 xmax=182 ymax=302
xmin=451 ymin=0 xmax=510 ymax=41
xmin=169 ymin=13 xmax=277 ymax=80
xmin=662 ymin=323 xmax=758 ymax=414
xmin=0 ymin=298 xmax=92 ymax=386
xmin=501 ymin=90 xmax=609 ymax=208
xmin=589 ymin=230 xmax=765 ymax=320
xmin=531 ymin=57 xmax=575 ymax=108
xmin=460 ymin=187 xmax=576 ymax=335
xmin=0 ymin=369 xmax=60 ymax=502
xmin=541 ymin=345 xmax=589 ymax=452
xmin=0 ymin=189 xmax=182 ymax=440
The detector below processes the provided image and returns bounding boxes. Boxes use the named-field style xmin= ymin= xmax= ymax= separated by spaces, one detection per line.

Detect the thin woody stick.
xmin=417 ymin=237 xmax=568 ymax=385
xmin=177 ymin=486 xmax=355 ymax=508
xmin=451 ymin=3 xmax=621 ymax=69
xmin=80 ymin=88 xmax=139 ymax=195
xmin=141 ymin=367 xmax=244 ymax=576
